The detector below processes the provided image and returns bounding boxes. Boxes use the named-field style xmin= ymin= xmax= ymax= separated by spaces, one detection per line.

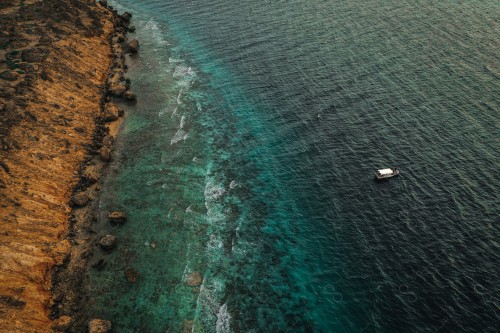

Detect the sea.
xmin=87 ymin=1 xmax=499 ymax=332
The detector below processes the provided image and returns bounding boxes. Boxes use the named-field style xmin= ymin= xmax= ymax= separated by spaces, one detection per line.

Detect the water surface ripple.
xmin=88 ymin=1 xmax=499 ymax=332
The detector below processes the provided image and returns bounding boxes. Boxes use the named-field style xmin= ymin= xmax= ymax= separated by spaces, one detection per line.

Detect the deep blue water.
xmin=87 ymin=1 xmax=499 ymax=332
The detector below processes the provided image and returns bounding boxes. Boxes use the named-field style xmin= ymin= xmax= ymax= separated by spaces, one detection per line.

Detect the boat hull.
xmin=374 ymin=169 xmax=400 ymax=181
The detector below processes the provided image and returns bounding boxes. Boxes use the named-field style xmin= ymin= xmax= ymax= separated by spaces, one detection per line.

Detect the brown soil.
xmin=0 ymin=1 xmax=117 ymax=331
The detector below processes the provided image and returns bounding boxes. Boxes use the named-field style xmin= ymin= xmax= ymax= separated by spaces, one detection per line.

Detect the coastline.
xmin=0 ymin=0 xmax=137 ymax=331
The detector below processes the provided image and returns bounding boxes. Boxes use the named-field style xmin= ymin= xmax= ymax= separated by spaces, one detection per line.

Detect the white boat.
xmin=374 ymin=168 xmax=400 ymax=180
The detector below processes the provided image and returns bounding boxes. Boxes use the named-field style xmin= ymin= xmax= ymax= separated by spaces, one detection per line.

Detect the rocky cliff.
xmin=0 ymin=1 xmax=114 ymax=331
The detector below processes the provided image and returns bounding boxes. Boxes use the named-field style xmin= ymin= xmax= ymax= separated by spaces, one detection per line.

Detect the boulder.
xmin=115 ymin=33 xmax=125 ymax=43
xmin=128 ymin=39 xmax=139 ymax=53
xmin=109 ymin=83 xmax=127 ymax=96
xmin=125 ymin=268 xmax=139 ymax=283
xmin=88 ymin=319 xmax=112 ymax=333
xmin=128 ymin=26 xmax=136 ymax=33
xmin=108 ymin=211 xmax=126 ymax=224
xmin=124 ymin=90 xmax=136 ymax=101
xmin=71 ymin=192 xmax=89 ymax=207
xmin=99 ymin=146 xmax=111 ymax=162
xmin=185 ymin=272 xmax=203 ymax=286
xmin=102 ymin=135 xmax=114 ymax=148
xmin=0 ymin=71 xmax=20 ymax=81
xmin=121 ymin=12 xmax=132 ymax=22
xmin=103 ymin=103 xmax=121 ymax=121
xmin=99 ymin=235 xmax=117 ymax=250
xmin=82 ymin=166 xmax=99 ymax=184
xmin=52 ymin=316 xmax=73 ymax=331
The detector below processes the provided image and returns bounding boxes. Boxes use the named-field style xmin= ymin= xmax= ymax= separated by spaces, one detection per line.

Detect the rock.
xmin=125 ymin=268 xmax=139 ymax=283
xmin=121 ymin=12 xmax=132 ymax=22
xmin=124 ymin=90 xmax=136 ymax=101
xmin=102 ymin=135 xmax=114 ymax=147
xmin=117 ymin=33 xmax=125 ymax=43
xmin=183 ymin=320 xmax=194 ymax=333
xmin=99 ymin=146 xmax=111 ymax=162
xmin=98 ymin=0 xmax=108 ymax=7
xmin=88 ymin=319 xmax=112 ymax=333
xmin=185 ymin=272 xmax=203 ymax=286
xmin=52 ymin=315 xmax=73 ymax=331
xmin=82 ymin=167 xmax=99 ymax=184
xmin=92 ymin=258 xmax=106 ymax=270
xmin=108 ymin=211 xmax=126 ymax=224
xmin=128 ymin=39 xmax=139 ymax=53
xmin=103 ymin=103 xmax=121 ymax=121
xmin=0 ymin=71 xmax=20 ymax=81
xmin=128 ymin=26 xmax=136 ymax=33
xmin=71 ymin=192 xmax=89 ymax=207
xmin=109 ymin=83 xmax=127 ymax=96
xmin=99 ymin=235 xmax=117 ymax=250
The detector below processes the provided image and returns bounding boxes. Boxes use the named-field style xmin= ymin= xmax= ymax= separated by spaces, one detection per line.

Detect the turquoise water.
xmin=86 ymin=1 xmax=499 ymax=332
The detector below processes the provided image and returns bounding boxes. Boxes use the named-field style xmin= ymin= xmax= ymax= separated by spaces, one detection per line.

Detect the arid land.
xmin=0 ymin=0 xmax=136 ymax=331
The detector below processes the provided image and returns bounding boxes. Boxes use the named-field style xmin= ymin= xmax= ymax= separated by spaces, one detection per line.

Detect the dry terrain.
xmin=0 ymin=0 xmax=114 ymax=331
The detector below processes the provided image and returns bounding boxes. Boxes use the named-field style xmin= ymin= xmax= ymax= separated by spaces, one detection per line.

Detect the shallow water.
xmin=87 ymin=1 xmax=499 ymax=332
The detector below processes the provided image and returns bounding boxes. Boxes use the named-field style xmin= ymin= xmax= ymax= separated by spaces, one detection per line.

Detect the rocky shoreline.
xmin=0 ymin=0 xmax=139 ymax=331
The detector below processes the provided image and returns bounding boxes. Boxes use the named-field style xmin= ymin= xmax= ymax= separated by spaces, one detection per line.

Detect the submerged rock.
xmin=125 ymin=268 xmax=139 ymax=283
xmin=92 ymin=258 xmax=107 ymax=270
xmin=128 ymin=39 xmax=139 ymax=53
xmin=185 ymin=272 xmax=203 ymax=286
xmin=124 ymin=90 xmax=136 ymax=101
xmin=99 ymin=235 xmax=117 ymax=250
xmin=88 ymin=319 xmax=112 ymax=333
xmin=108 ymin=211 xmax=126 ymax=224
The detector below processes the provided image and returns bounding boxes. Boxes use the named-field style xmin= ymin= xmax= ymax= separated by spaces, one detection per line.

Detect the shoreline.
xmin=0 ymin=0 xmax=138 ymax=331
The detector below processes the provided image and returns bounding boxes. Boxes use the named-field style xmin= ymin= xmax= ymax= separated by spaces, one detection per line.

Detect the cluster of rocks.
xmin=100 ymin=1 xmax=139 ymax=101
xmin=57 ymin=3 xmax=142 ymax=331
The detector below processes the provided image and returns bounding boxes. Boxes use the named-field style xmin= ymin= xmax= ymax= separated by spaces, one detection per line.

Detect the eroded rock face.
xmin=88 ymin=319 xmax=112 ymax=333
